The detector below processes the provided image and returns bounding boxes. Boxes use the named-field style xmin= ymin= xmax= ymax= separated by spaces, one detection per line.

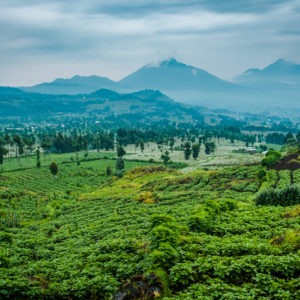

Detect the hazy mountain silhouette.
xmin=13 ymin=58 xmax=300 ymax=112
xmin=236 ymin=59 xmax=300 ymax=87
xmin=119 ymin=58 xmax=235 ymax=91
xmin=21 ymin=75 xmax=125 ymax=95
xmin=0 ymin=87 xmax=204 ymax=121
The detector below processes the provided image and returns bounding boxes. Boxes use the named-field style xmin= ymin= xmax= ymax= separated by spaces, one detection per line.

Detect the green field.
xmin=1 ymin=150 xmax=300 ymax=299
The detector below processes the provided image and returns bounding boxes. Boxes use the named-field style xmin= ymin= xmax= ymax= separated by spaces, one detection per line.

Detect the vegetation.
xmin=1 ymin=118 xmax=300 ymax=299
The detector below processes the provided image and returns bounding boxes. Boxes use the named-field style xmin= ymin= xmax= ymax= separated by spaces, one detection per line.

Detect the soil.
xmin=271 ymin=150 xmax=300 ymax=171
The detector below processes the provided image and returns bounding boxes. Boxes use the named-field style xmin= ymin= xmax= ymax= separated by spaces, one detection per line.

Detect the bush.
xmin=188 ymin=211 xmax=212 ymax=233
xmin=114 ymin=170 xmax=125 ymax=178
xmin=261 ymin=151 xmax=281 ymax=168
xmin=106 ymin=166 xmax=112 ymax=176
xmin=0 ymin=232 xmax=12 ymax=243
xmin=149 ymin=243 xmax=178 ymax=268
xmin=148 ymin=214 xmax=179 ymax=269
xmin=257 ymin=168 xmax=267 ymax=180
xmin=255 ymin=184 xmax=300 ymax=206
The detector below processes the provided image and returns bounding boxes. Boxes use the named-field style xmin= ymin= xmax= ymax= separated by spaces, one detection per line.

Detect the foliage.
xmin=49 ymin=162 xmax=58 ymax=176
xmin=261 ymin=150 xmax=281 ymax=167
xmin=116 ymin=158 xmax=125 ymax=171
xmin=255 ymin=184 xmax=300 ymax=206
xmin=183 ymin=142 xmax=191 ymax=160
xmin=0 ymin=152 xmax=299 ymax=299
xmin=161 ymin=151 xmax=170 ymax=166
xmin=204 ymin=141 xmax=216 ymax=154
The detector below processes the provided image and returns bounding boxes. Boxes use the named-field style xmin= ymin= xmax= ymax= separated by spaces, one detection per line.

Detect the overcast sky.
xmin=1 ymin=0 xmax=300 ymax=86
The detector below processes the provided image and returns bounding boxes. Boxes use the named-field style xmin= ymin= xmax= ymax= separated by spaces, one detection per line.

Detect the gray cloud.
xmin=0 ymin=0 xmax=299 ymax=86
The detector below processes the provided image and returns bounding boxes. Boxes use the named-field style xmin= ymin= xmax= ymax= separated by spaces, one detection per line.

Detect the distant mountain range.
xmin=2 ymin=58 xmax=300 ymax=113
xmin=0 ymin=86 xmax=205 ymax=121
xmin=21 ymin=75 xmax=123 ymax=95
xmin=236 ymin=58 xmax=300 ymax=87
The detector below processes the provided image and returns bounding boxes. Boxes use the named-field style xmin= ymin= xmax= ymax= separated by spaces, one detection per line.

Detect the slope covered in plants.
xmin=1 ymin=159 xmax=300 ymax=299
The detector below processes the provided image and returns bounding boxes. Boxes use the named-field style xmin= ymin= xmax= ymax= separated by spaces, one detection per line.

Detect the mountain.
xmin=119 ymin=58 xmax=234 ymax=91
xmin=20 ymin=75 xmax=125 ymax=95
xmin=0 ymin=86 xmax=25 ymax=95
xmin=236 ymin=59 xmax=300 ymax=87
xmin=9 ymin=58 xmax=300 ymax=113
xmin=0 ymin=88 xmax=203 ymax=122
xmin=118 ymin=58 xmax=248 ymax=109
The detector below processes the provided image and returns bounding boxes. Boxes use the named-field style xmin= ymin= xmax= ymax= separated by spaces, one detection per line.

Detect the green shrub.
xmin=255 ymin=184 xmax=300 ymax=206
xmin=223 ymin=199 xmax=238 ymax=211
xmin=149 ymin=243 xmax=178 ymax=268
xmin=188 ymin=210 xmax=212 ymax=233
xmin=0 ymin=232 xmax=12 ymax=243
xmin=150 ymin=214 xmax=175 ymax=229
xmin=261 ymin=150 xmax=281 ymax=168
xmin=150 ymin=225 xmax=178 ymax=249
xmin=257 ymin=168 xmax=267 ymax=180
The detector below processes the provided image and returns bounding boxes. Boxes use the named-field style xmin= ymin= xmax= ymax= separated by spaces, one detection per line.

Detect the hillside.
xmin=20 ymin=75 xmax=125 ymax=95
xmin=0 ymin=87 xmax=203 ymax=121
xmin=0 ymin=152 xmax=300 ymax=299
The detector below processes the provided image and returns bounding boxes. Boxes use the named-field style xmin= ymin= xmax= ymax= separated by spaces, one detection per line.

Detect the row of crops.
xmin=262 ymin=169 xmax=300 ymax=190
xmin=1 ymin=158 xmax=300 ymax=299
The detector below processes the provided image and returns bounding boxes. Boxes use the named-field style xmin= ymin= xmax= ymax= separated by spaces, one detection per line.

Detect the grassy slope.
xmin=0 ymin=155 xmax=300 ymax=299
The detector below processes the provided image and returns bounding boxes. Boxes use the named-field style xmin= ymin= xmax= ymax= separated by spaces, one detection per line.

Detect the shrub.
xmin=188 ymin=210 xmax=212 ymax=233
xmin=149 ymin=243 xmax=178 ymax=268
xmin=257 ymin=168 xmax=267 ymax=180
xmin=148 ymin=214 xmax=179 ymax=269
xmin=255 ymin=184 xmax=300 ymax=206
xmin=261 ymin=151 xmax=281 ymax=168
xmin=106 ymin=166 xmax=112 ymax=176
xmin=150 ymin=225 xmax=178 ymax=249
xmin=0 ymin=232 xmax=12 ymax=243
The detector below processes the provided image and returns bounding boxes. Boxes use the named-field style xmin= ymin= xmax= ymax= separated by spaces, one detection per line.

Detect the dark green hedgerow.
xmin=255 ymin=184 xmax=300 ymax=206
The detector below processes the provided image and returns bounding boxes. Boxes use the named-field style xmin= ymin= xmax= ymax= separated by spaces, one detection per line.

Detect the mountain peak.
xmin=159 ymin=58 xmax=181 ymax=67
xmin=144 ymin=58 xmax=185 ymax=69
xmin=266 ymin=58 xmax=294 ymax=70
xmin=274 ymin=58 xmax=289 ymax=64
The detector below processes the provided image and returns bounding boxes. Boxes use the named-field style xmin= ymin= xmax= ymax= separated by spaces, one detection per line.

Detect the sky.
xmin=1 ymin=0 xmax=300 ymax=86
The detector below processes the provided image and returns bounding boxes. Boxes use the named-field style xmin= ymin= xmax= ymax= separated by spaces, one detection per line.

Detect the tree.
xmin=106 ymin=166 xmax=112 ymax=176
xmin=184 ymin=142 xmax=191 ymax=160
xmin=192 ymin=144 xmax=200 ymax=160
xmin=169 ymin=137 xmax=175 ymax=152
xmin=297 ymin=131 xmax=300 ymax=143
xmin=36 ymin=160 xmax=41 ymax=168
xmin=117 ymin=145 xmax=126 ymax=158
xmin=285 ymin=132 xmax=294 ymax=144
xmin=116 ymin=158 xmax=125 ymax=170
xmin=140 ymin=140 xmax=145 ymax=153
xmin=0 ymin=146 xmax=8 ymax=166
xmin=49 ymin=162 xmax=58 ymax=178
xmin=161 ymin=151 xmax=170 ymax=165
xmin=205 ymin=141 xmax=216 ymax=155
xmin=13 ymin=134 xmax=22 ymax=158
xmin=36 ymin=149 xmax=40 ymax=160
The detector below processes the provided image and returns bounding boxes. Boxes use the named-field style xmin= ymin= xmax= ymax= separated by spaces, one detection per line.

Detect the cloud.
xmin=0 ymin=0 xmax=299 ymax=85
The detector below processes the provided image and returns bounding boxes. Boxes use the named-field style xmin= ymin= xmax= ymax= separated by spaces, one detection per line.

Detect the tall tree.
xmin=192 ymin=144 xmax=200 ymax=160
xmin=140 ymin=139 xmax=145 ymax=153
xmin=184 ymin=142 xmax=191 ymax=160
xmin=49 ymin=162 xmax=58 ymax=179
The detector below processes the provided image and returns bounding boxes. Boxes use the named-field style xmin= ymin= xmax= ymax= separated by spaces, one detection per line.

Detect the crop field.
xmin=1 ymin=152 xmax=300 ymax=299
xmin=0 ymin=151 xmax=117 ymax=172
xmin=124 ymin=138 xmax=263 ymax=172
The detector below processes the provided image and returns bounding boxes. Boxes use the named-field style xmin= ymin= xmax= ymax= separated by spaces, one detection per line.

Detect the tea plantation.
xmin=0 ymin=155 xmax=300 ymax=299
